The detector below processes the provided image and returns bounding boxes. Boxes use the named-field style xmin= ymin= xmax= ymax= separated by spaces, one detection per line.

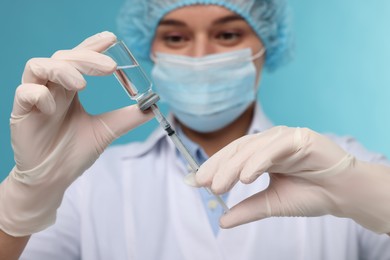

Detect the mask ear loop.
xmin=150 ymin=53 xmax=158 ymax=63
xmin=250 ymin=48 xmax=266 ymax=95
xmin=251 ymin=48 xmax=266 ymax=61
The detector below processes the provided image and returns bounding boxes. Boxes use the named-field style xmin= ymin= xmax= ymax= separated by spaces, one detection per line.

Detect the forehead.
xmin=159 ymin=5 xmax=247 ymax=27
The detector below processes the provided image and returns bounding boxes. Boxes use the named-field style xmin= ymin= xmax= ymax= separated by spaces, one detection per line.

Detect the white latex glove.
xmin=196 ymin=126 xmax=390 ymax=234
xmin=0 ymin=32 xmax=153 ymax=236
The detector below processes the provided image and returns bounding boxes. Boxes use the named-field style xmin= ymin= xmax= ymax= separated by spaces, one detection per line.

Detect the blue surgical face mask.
xmin=151 ymin=48 xmax=264 ymax=133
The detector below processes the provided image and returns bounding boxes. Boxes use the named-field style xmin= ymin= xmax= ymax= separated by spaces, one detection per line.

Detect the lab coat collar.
xmin=121 ymin=102 xmax=274 ymax=159
xmin=247 ymin=102 xmax=274 ymax=134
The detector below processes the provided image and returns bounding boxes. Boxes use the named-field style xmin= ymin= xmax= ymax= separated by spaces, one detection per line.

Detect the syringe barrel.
xmin=151 ymin=104 xmax=229 ymax=212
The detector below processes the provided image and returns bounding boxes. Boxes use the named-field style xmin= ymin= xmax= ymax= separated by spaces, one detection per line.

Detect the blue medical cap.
xmin=117 ymin=0 xmax=292 ymax=71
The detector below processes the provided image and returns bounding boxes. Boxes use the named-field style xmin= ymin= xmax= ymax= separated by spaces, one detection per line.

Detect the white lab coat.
xmin=21 ymin=105 xmax=390 ymax=260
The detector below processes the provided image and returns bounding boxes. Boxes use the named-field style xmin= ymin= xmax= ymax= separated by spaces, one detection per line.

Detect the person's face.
xmin=151 ymin=5 xmax=265 ymax=72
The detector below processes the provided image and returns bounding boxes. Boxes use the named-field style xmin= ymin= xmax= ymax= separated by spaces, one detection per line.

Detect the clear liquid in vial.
xmin=114 ymin=65 xmax=152 ymax=100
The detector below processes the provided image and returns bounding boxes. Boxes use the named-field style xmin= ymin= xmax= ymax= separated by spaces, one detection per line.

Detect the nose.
xmin=188 ymin=34 xmax=215 ymax=57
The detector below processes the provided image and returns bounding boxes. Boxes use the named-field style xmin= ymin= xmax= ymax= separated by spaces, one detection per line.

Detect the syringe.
xmin=104 ymin=40 xmax=229 ymax=212
xmin=150 ymin=105 xmax=229 ymax=212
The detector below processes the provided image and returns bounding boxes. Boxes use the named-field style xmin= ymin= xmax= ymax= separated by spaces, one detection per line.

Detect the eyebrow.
xmin=158 ymin=19 xmax=186 ymax=27
xmin=213 ymin=15 xmax=245 ymax=25
xmin=158 ymin=14 xmax=245 ymax=27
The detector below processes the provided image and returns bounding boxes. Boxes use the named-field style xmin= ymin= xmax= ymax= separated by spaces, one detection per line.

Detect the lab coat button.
xmin=207 ymin=200 xmax=218 ymax=210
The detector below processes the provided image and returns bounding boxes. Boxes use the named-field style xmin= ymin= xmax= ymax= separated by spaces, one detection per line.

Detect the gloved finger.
xmin=12 ymin=83 xmax=56 ymax=117
xmin=239 ymin=127 xmax=299 ymax=183
xmin=209 ymin=136 xmax=260 ymax=194
xmin=183 ymin=172 xmax=200 ymax=187
xmin=220 ymin=174 xmax=328 ymax=229
xmin=197 ymin=133 xmax=270 ymax=192
xmin=51 ymin=49 xmax=116 ymax=76
xmin=196 ymin=135 xmax=253 ymax=188
xmin=22 ymin=58 xmax=86 ymax=90
xmin=73 ymin=31 xmax=117 ymax=52
xmin=196 ymin=150 xmax=230 ymax=187
xmin=219 ymin=190 xmax=270 ymax=229
xmin=96 ymin=105 xmax=154 ymax=141
xmin=198 ymin=127 xmax=291 ymax=193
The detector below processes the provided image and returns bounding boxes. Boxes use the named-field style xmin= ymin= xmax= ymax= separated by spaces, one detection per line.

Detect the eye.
xmin=215 ymin=31 xmax=242 ymax=44
xmin=164 ymin=35 xmax=184 ymax=43
xmin=163 ymin=33 xmax=189 ymax=47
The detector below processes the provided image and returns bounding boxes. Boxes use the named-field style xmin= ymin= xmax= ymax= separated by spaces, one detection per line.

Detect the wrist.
xmin=0 ymin=167 xmax=65 ymax=236
xmin=341 ymin=160 xmax=390 ymax=234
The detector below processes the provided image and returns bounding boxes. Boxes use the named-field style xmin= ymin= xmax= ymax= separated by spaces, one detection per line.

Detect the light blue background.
xmin=1 ymin=0 xmax=389 ymax=181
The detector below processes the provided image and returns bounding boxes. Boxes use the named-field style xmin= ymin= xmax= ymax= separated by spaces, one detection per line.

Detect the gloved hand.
xmin=0 ymin=32 xmax=153 ymax=237
xmin=196 ymin=126 xmax=390 ymax=234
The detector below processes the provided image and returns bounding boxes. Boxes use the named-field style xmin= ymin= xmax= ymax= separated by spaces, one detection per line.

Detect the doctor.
xmin=1 ymin=0 xmax=390 ymax=259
